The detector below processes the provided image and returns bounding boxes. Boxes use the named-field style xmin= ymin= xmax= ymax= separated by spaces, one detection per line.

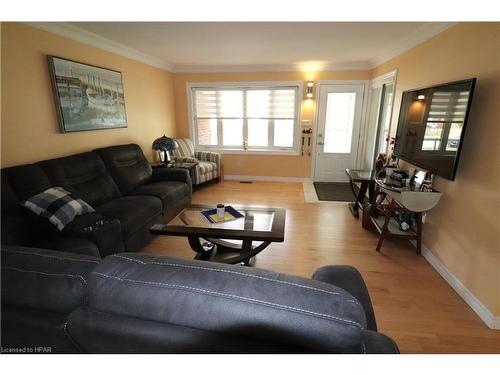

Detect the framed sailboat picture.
xmin=47 ymin=55 xmax=128 ymax=132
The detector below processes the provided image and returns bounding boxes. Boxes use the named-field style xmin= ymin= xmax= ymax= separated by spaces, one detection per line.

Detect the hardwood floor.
xmin=143 ymin=180 xmax=500 ymax=353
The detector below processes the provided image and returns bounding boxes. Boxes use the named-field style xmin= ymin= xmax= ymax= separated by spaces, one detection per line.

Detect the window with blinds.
xmin=191 ymin=85 xmax=299 ymax=151
xmin=422 ymin=90 xmax=470 ymax=152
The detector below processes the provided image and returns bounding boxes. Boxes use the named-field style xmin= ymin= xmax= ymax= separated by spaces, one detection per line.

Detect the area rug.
xmin=313 ymin=182 xmax=358 ymax=202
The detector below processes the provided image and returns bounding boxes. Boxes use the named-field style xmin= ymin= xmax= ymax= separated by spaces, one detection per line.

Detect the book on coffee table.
xmin=200 ymin=205 xmax=244 ymax=224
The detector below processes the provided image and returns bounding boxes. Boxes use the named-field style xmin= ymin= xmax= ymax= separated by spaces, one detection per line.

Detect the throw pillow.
xmin=22 ymin=187 xmax=95 ymax=231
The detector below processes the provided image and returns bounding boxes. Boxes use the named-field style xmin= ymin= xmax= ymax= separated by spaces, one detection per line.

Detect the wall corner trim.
xmin=411 ymin=240 xmax=500 ymax=330
xmin=24 ymin=22 xmax=174 ymax=72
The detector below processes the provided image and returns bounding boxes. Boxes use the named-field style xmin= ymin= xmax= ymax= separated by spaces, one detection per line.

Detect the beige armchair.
xmin=172 ymin=138 xmax=221 ymax=186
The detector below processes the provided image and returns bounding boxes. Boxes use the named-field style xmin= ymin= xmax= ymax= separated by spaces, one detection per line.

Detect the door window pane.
xmin=274 ymin=119 xmax=294 ymax=147
xmin=378 ymin=84 xmax=393 ymax=154
xmin=248 ymin=119 xmax=268 ymax=146
xmin=197 ymin=119 xmax=217 ymax=145
xmin=422 ymin=122 xmax=443 ymax=151
xmin=446 ymin=123 xmax=463 ymax=151
xmin=324 ymin=93 xmax=356 ymax=153
xmin=222 ymin=119 xmax=243 ymax=146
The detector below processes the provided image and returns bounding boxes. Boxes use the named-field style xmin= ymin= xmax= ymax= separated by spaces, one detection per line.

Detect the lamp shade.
xmin=152 ymin=135 xmax=177 ymax=151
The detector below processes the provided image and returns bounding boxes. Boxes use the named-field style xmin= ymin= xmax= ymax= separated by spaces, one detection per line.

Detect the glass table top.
xmin=167 ymin=206 xmax=276 ymax=232
xmin=345 ymin=169 xmax=376 ymax=181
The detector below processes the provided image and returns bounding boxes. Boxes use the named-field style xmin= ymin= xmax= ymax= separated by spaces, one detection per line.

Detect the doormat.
xmin=313 ymin=182 xmax=358 ymax=202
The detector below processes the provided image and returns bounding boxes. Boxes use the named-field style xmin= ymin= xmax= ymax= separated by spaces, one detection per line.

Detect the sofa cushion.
xmin=128 ymin=181 xmax=190 ymax=213
xmin=38 ymin=151 xmax=121 ymax=207
xmin=196 ymin=161 xmax=217 ymax=174
xmin=85 ymin=253 xmax=367 ymax=352
xmin=2 ymin=164 xmax=52 ymax=201
xmin=22 ymin=187 xmax=95 ymax=231
xmin=172 ymin=138 xmax=195 ymax=158
xmin=1 ymin=246 xmax=99 ymax=313
xmin=96 ymin=196 xmax=162 ymax=239
xmin=95 ymin=144 xmax=152 ymax=195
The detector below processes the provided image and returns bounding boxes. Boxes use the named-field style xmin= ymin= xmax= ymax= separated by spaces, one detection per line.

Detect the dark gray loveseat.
xmin=1 ymin=144 xmax=191 ymax=257
xmin=1 ymin=245 xmax=399 ymax=354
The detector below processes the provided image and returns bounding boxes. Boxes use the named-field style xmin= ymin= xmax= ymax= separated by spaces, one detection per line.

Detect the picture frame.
xmin=47 ymin=55 xmax=128 ymax=133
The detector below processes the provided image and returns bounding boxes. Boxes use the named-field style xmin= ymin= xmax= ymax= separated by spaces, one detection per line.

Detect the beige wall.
xmin=371 ymin=22 xmax=500 ymax=315
xmin=1 ymin=23 xmax=176 ymax=167
xmin=173 ymin=70 xmax=371 ymax=178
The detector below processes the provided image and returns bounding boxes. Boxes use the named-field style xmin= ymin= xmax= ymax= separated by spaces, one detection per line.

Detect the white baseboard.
xmin=224 ymin=175 xmax=312 ymax=183
xmin=411 ymin=240 xmax=500 ymax=330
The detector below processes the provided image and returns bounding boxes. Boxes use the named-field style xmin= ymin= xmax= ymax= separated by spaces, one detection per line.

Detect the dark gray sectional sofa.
xmin=0 ymin=143 xmax=399 ymax=354
xmin=1 ymin=144 xmax=192 ymax=257
xmin=1 ymin=245 xmax=399 ymax=354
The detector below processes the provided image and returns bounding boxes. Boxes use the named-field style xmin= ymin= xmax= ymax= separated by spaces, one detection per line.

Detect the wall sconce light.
xmin=306 ymin=81 xmax=314 ymax=99
xmin=417 ymin=94 xmax=425 ymax=100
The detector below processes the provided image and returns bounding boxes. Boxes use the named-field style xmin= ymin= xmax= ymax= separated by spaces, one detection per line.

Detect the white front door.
xmin=314 ymin=84 xmax=365 ymax=182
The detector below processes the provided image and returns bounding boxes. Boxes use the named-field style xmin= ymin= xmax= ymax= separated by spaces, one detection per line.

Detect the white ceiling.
xmin=41 ymin=22 xmax=455 ymax=72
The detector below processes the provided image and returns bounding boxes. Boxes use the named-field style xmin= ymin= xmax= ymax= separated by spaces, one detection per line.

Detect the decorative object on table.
xmin=200 ymin=205 xmax=244 ymax=224
xmin=152 ymin=135 xmax=178 ymax=164
xmin=47 ymin=55 xmax=127 ymax=133
xmin=171 ymin=138 xmax=221 ymax=186
xmin=216 ymin=204 xmax=225 ymax=219
xmin=421 ymin=172 xmax=435 ymax=192
xmin=375 ymin=153 xmax=387 ymax=171
xmin=397 ymin=211 xmax=413 ymax=231
xmin=301 ymin=126 xmax=313 ymax=156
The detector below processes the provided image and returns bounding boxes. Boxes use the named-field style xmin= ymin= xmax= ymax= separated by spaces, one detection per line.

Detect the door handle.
xmin=318 ymin=142 xmax=324 ymax=145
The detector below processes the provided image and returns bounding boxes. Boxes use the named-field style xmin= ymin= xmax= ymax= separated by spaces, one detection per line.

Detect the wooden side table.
xmin=345 ymin=169 xmax=377 ymax=229
xmin=371 ymin=177 xmax=442 ymax=254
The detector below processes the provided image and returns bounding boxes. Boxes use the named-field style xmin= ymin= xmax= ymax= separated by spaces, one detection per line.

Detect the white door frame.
xmin=361 ymin=69 xmax=398 ymax=168
xmin=311 ymin=80 xmax=370 ymax=181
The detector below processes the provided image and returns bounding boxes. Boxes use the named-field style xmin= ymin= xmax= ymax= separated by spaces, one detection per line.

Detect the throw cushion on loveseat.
xmin=22 ymin=187 xmax=95 ymax=230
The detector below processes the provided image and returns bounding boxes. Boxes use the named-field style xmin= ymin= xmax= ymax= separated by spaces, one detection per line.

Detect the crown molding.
xmin=25 ymin=22 xmax=456 ymax=74
xmin=172 ymin=61 xmax=372 ymax=73
xmin=369 ymin=22 xmax=457 ymax=67
xmin=25 ymin=22 xmax=174 ymax=72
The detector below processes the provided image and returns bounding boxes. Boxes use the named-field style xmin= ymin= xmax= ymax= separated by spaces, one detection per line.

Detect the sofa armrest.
xmin=174 ymin=156 xmax=198 ymax=163
xmin=63 ymin=213 xmax=125 ymax=258
xmin=360 ymin=331 xmax=399 ymax=354
xmin=312 ymin=265 xmax=377 ymax=332
xmin=152 ymin=167 xmax=192 ymax=185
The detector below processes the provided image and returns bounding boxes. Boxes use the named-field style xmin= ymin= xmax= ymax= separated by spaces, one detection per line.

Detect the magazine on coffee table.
xmin=200 ymin=205 xmax=244 ymax=224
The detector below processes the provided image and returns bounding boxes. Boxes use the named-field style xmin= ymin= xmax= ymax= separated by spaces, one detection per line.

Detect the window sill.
xmin=197 ymin=148 xmax=301 ymax=156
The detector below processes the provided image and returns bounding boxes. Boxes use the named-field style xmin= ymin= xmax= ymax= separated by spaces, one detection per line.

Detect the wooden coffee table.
xmin=150 ymin=204 xmax=286 ymax=265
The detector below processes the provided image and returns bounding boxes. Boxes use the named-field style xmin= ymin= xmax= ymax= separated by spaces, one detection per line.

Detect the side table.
xmin=345 ymin=169 xmax=377 ymax=229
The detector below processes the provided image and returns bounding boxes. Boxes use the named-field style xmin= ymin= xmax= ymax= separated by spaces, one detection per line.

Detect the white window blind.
xmin=422 ymin=90 xmax=470 ymax=152
xmin=427 ymin=91 xmax=469 ymax=123
xmin=191 ymin=85 xmax=299 ymax=152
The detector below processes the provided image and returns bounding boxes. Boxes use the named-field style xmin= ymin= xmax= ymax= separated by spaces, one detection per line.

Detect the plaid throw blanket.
xmin=22 ymin=187 xmax=95 ymax=231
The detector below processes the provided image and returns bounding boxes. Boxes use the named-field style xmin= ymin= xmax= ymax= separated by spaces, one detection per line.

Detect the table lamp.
xmin=152 ymin=135 xmax=178 ymax=164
